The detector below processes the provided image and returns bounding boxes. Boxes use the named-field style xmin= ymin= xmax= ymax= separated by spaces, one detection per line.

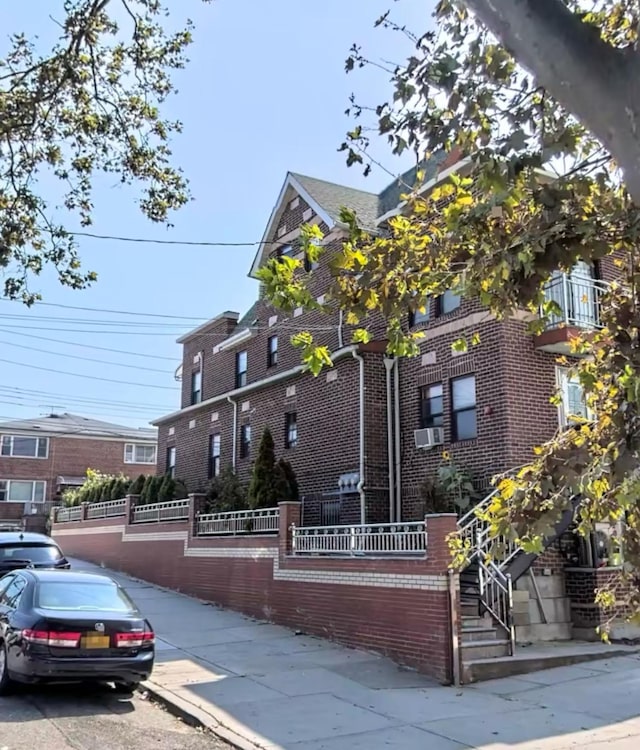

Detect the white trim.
xmin=376 ymin=158 xmax=471 ymax=225
xmin=0 ymin=478 xmax=47 ymax=504
xmin=212 ymin=328 xmax=252 ymax=354
xmin=124 ymin=442 xmax=157 ymax=465
xmin=0 ymin=434 xmax=49 ymax=460
xmin=176 ymin=311 xmax=239 ymax=344
xmin=153 ymin=345 xmax=358 ymax=426
xmin=51 ymin=526 xmax=448 ymax=591
xmin=555 ymin=366 xmax=593 ymax=428
xmin=249 ymin=173 xmax=335 ymax=279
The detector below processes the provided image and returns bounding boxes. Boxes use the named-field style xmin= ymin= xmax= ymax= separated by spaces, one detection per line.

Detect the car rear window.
xmin=36 ymin=581 xmax=137 ymax=613
xmin=0 ymin=544 xmax=62 ymax=564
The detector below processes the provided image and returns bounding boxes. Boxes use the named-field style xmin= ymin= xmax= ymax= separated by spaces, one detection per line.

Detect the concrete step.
xmin=460 ymin=639 xmax=511 ymax=659
xmin=461 ymin=602 xmax=480 ymax=617
xmin=461 ymin=615 xmax=491 ymax=629
xmin=460 ymin=626 xmax=498 ymax=643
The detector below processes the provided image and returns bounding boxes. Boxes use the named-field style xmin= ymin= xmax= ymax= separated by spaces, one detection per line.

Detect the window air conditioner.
xmin=414 ymin=427 xmax=445 ymax=449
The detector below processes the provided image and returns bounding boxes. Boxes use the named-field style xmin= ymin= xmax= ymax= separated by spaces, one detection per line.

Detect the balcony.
xmin=533 ymin=272 xmax=608 ymax=353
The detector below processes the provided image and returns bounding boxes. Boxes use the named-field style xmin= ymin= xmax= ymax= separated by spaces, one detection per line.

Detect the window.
xmin=0 ymin=576 xmax=27 ymax=609
xmin=236 ymin=350 xmax=248 ymax=388
xmin=36 ymin=581 xmax=135 ymax=613
xmin=191 ymin=369 xmax=202 ymax=405
xmin=285 ymin=412 xmax=298 ymax=449
xmin=240 ymin=424 xmax=251 ymax=459
xmin=451 ymin=375 xmax=477 ymax=441
xmin=438 ymin=290 xmax=461 ymax=316
xmin=409 ymin=298 xmax=430 ymax=327
xmin=0 ymin=480 xmax=46 ymax=503
xmin=166 ymin=446 xmax=176 ymax=478
xmin=420 ymin=384 xmax=444 ymax=429
xmin=209 ymin=434 xmax=221 ymax=478
xmin=557 ymin=368 xmax=593 ymax=427
xmin=0 ymin=543 xmax=62 ymax=565
xmin=268 ymin=335 xmax=278 ymax=368
xmin=277 ymin=244 xmax=295 ymax=258
xmin=0 ymin=435 xmax=48 ymax=459
xmin=124 ymin=443 xmax=157 ymax=465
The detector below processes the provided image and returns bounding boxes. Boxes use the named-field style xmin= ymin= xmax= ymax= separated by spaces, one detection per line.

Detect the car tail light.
xmin=115 ymin=631 xmax=155 ymax=648
xmin=23 ymin=629 xmax=81 ymax=648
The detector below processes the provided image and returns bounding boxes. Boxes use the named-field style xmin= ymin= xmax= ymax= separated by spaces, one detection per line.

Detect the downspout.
xmin=384 ymin=357 xmax=396 ymax=523
xmin=393 ymin=358 xmax=402 ymax=523
xmin=352 ymin=349 xmax=366 ymax=525
xmin=226 ymin=395 xmax=238 ymax=471
xmin=338 ymin=309 xmax=344 ymax=349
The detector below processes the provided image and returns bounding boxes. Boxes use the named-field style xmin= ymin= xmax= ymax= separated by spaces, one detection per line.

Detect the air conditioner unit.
xmin=414 ymin=427 xmax=444 ymax=449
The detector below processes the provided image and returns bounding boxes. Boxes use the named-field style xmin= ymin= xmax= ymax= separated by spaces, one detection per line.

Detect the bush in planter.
xmin=276 ymin=458 xmax=299 ymax=501
xmin=128 ymin=474 xmax=147 ymax=496
xmin=174 ymin=478 xmax=188 ymax=500
xmin=157 ymin=475 xmax=176 ymax=503
xmin=206 ymin=467 xmax=247 ymax=513
xmin=421 ymin=454 xmax=480 ymax=516
xmin=248 ymin=427 xmax=282 ymax=510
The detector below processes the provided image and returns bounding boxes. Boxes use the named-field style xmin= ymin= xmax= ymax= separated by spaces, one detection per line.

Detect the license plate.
xmin=81 ymin=635 xmax=110 ymax=649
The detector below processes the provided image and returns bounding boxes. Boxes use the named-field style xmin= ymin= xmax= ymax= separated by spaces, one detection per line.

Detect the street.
xmin=0 ymin=682 xmax=229 ymax=750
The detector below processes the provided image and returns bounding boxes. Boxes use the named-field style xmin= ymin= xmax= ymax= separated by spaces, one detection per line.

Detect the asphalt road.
xmin=0 ymin=682 xmax=230 ymax=750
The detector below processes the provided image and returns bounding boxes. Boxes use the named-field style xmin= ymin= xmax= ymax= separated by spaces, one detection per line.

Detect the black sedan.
xmin=0 ymin=532 xmax=70 ymax=573
xmin=0 ymin=569 xmax=154 ymax=694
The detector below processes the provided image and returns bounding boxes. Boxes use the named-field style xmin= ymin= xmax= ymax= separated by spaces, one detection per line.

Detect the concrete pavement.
xmin=75 ymin=559 xmax=640 ymax=750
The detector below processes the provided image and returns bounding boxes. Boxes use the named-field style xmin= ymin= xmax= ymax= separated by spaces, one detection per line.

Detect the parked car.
xmin=0 ymin=532 xmax=70 ymax=573
xmin=0 ymin=569 xmax=154 ymax=694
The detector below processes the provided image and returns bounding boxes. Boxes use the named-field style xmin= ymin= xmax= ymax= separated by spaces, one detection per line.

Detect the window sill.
xmin=450 ymin=438 xmax=478 ymax=448
xmin=1 ymin=455 xmax=49 ymax=460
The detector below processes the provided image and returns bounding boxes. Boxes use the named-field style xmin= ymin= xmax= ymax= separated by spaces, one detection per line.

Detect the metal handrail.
xmin=291 ymin=521 xmax=427 ymax=557
xmin=54 ymin=506 xmax=83 ymax=523
xmin=477 ymin=558 xmax=516 ymax=655
xmin=541 ymin=274 xmax=608 ymax=331
xmin=132 ymin=499 xmax=190 ymax=523
xmin=86 ymin=499 xmax=127 ymax=519
xmin=196 ymin=507 xmax=279 ymax=536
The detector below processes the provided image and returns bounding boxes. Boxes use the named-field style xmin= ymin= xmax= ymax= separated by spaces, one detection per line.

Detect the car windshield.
xmin=0 ymin=544 xmax=62 ymax=564
xmin=36 ymin=581 xmax=137 ymax=613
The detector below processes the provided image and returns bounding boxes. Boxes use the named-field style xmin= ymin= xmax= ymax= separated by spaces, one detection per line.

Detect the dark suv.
xmin=0 ymin=532 xmax=70 ymax=574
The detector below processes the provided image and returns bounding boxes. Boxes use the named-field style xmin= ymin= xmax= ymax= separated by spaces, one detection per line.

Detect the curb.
xmin=139 ymin=679 xmax=268 ymax=750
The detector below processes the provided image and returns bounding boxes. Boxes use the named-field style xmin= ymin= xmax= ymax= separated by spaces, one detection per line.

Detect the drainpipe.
xmin=352 ymin=349 xmax=366 ymax=524
xmin=393 ymin=358 xmax=402 ymax=522
xmin=384 ymin=357 xmax=396 ymax=522
xmin=338 ymin=309 xmax=344 ymax=350
xmin=226 ymin=396 xmax=238 ymax=471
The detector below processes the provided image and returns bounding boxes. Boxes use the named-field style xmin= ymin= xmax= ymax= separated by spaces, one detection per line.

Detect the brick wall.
xmin=52 ymin=501 xmax=458 ymax=683
xmin=0 ymin=435 xmax=157 ymax=503
xmin=565 ymin=567 xmax=635 ymax=638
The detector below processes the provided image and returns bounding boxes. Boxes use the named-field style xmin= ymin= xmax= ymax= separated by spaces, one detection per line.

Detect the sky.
xmin=0 ymin=0 xmax=434 ymax=429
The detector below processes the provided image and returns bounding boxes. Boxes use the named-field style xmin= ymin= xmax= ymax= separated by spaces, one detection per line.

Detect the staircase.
xmin=456 ymin=482 xmax=577 ymax=681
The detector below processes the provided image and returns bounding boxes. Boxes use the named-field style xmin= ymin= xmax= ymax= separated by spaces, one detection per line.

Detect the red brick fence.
xmin=51 ymin=496 xmax=459 ymax=683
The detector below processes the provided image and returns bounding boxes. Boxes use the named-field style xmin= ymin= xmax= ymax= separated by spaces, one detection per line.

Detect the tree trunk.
xmin=463 ymin=0 xmax=640 ymax=204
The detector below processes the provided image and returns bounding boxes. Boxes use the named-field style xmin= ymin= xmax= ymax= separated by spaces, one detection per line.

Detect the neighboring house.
xmin=152 ymin=156 xmax=611 ymax=530
xmin=0 ymin=412 xmax=157 ymax=529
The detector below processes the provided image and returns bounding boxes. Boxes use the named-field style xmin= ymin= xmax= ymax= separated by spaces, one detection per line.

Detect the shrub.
xmin=248 ymin=427 xmax=281 ymax=509
xmin=128 ymin=474 xmax=146 ymax=496
xmin=206 ymin=466 xmax=247 ymax=513
xmin=158 ymin=475 xmax=176 ymax=503
xmin=276 ymin=458 xmax=299 ymax=501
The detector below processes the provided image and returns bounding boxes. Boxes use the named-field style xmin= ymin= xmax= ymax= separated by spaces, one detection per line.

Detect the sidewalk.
xmin=75 ymin=559 xmax=640 ymax=749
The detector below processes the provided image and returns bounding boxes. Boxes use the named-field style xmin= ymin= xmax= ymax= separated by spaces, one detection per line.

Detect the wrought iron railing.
xmin=196 ymin=507 xmax=279 ymax=536
xmin=477 ymin=558 xmax=516 ymax=655
xmin=291 ymin=521 xmax=427 ymax=556
xmin=54 ymin=506 xmax=83 ymax=523
xmin=132 ymin=499 xmax=190 ymax=524
xmin=86 ymin=499 xmax=127 ymax=520
xmin=541 ymin=274 xmax=608 ymax=330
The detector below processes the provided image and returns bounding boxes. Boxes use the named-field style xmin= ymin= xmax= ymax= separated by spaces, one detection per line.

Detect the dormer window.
xmin=277 ymin=244 xmax=296 ymax=258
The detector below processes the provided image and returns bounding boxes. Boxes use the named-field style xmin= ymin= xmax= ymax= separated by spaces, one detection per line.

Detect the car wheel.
xmin=112 ymin=680 xmax=140 ymax=694
xmin=0 ymin=641 xmax=13 ymax=696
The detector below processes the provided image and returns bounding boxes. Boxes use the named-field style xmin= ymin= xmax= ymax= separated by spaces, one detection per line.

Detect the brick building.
xmin=0 ymin=412 xmax=157 ymax=528
xmin=153 ymin=159 xmax=609 ymax=531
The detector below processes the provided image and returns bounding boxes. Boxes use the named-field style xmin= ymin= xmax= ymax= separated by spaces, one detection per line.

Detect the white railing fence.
xmin=132 ymin=499 xmax=190 ymax=524
xmin=541 ymin=274 xmax=607 ymax=331
xmin=196 ymin=507 xmax=280 ymax=536
xmin=86 ymin=499 xmax=127 ymax=520
xmin=54 ymin=506 xmax=83 ymax=523
xmin=291 ymin=521 xmax=427 ymax=557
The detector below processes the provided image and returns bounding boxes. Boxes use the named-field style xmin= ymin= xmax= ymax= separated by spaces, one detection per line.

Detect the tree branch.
xmin=462 ymin=0 xmax=640 ymax=204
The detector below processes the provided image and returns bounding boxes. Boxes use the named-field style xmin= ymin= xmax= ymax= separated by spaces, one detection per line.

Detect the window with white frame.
xmin=0 ymin=480 xmax=46 ymax=503
xmin=166 ymin=445 xmax=176 ymax=478
xmin=0 ymin=435 xmax=48 ymax=459
xmin=556 ymin=367 xmax=593 ymax=427
xmin=124 ymin=443 xmax=157 ymax=465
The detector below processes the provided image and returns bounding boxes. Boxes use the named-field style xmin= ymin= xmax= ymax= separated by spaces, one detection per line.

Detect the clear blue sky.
xmin=0 ymin=0 xmax=432 ymax=428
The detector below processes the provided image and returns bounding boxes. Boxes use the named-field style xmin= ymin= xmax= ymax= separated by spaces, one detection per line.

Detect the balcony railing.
xmin=196 ymin=507 xmax=279 ymax=536
xmin=541 ymin=273 xmax=608 ymax=331
xmin=132 ymin=499 xmax=190 ymax=524
xmin=86 ymin=499 xmax=127 ymax=520
xmin=291 ymin=521 xmax=427 ymax=557
xmin=54 ymin=506 xmax=83 ymax=523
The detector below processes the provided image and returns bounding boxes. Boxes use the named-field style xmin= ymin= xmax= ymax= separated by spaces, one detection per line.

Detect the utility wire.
xmin=70 ymin=231 xmax=267 ymax=246
xmin=0 ymin=385 xmax=172 ymax=412
xmin=0 ymin=299 xmax=210 ymax=321
xmin=0 ymin=357 xmax=179 ymax=391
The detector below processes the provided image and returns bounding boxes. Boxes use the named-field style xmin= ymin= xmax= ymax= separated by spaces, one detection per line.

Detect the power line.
xmin=0 ymin=339 xmax=174 ymax=374
xmin=0 ymin=299 xmax=210 ymax=322
xmin=0 ymin=357 xmax=179 ymax=390
xmin=0 ymin=313 xmax=188 ymax=328
xmin=0 ymin=328 xmax=178 ymax=361
xmin=0 ymin=322 xmax=339 ymax=336
xmin=0 ymin=400 xmax=157 ymax=424
xmin=70 ymin=231 xmax=265 ymax=247
xmin=0 ymin=385 xmax=172 ymax=411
